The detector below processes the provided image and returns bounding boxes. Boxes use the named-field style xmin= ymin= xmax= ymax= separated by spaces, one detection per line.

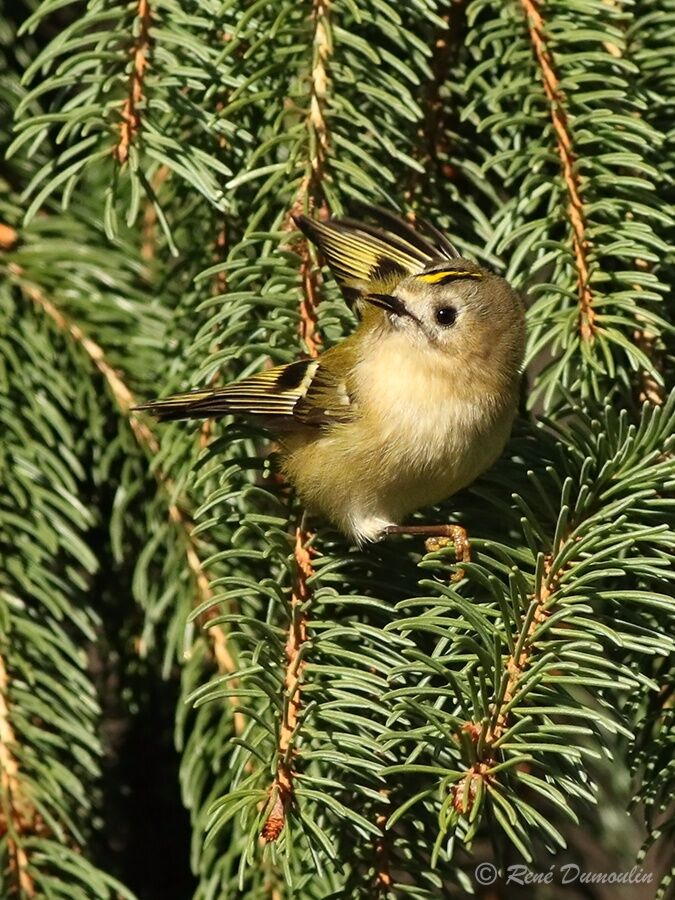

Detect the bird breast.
xmin=352 ymin=331 xmax=513 ymax=471
xmin=283 ymin=332 xmax=516 ymax=542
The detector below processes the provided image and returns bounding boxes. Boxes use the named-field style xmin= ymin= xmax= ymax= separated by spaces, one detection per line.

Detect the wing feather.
xmin=349 ymin=201 xmax=460 ymax=261
xmin=135 ymin=356 xmax=355 ymax=427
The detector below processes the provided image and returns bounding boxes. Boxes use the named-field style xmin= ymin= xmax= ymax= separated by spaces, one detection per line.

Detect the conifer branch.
xmin=262 ymin=0 xmax=333 ymax=843
xmin=9 ymin=264 xmax=236 ymax=679
xmin=297 ymin=246 xmax=323 ymax=359
xmin=262 ymin=528 xmax=312 ymax=842
xmin=452 ymin=548 xmax=559 ymax=813
xmin=487 ymin=555 xmax=556 ymax=745
xmin=290 ymin=0 xmax=331 ymax=355
xmin=584 ymin=22 xmax=666 ymax=408
xmin=8 ymin=0 xmax=675 ymax=893
xmin=0 ymin=652 xmax=36 ymax=897
xmin=308 ymin=0 xmax=331 ymax=203
xmin=259 ymin=310 xmax=317 ymax=811
xmin=114 ymin=0 xmax=152 ymax=166
xmin=520 ymin=0 xmax=596 ymax=342
xmin=9 ymin=264 xmax=155 ymax=444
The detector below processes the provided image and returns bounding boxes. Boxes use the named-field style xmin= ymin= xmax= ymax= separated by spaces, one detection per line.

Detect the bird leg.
xmin=383 ymin=524 xmax=471 ymax=582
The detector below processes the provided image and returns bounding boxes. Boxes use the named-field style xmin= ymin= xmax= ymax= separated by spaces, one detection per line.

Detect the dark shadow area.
xmin=90 ymin=630 xmax=197 ymax=900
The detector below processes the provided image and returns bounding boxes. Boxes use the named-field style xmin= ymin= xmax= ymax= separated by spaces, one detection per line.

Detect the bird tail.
xmin=135 ymin=360 xmax=312 ymax=423
xmin=133 ymin=389 xmax=234 ymax=422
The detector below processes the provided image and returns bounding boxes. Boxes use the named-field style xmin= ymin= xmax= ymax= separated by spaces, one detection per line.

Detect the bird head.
xmin=293 ymin=205 xmax=525 ymax=385
xmin=363 ymin=260 xmax=525 ymax=382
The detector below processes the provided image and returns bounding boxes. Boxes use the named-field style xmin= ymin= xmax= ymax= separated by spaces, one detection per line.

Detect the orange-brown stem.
xmin=298 ymin=244 xmax=323 ymax=358
xmin=289 ymin=0 xmax=331 ymax=356
xmin=114 ymin=0 xmax=152 ymax=165
xmin=520 ymin=0 xmax=596 ymax=342
xmin=261 ymin=528 xmax=313 ymax=841
xmin=486 ymin=561 xmax=554 ymax=744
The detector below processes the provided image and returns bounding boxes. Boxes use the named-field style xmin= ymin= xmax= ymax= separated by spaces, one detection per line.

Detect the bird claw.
xmin=424 ymin=526 xmax=471 ymax=582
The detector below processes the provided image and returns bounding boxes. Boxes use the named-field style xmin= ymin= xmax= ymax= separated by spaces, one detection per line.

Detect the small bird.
xmin=136 ymin=206 xmax=525 ymax=571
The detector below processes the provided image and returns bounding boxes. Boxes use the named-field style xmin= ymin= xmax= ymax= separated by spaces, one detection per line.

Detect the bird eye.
xmin=435 ymin=306 xmax=457 ymax=327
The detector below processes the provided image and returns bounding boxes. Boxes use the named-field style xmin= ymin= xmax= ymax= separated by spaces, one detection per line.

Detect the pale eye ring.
xmin=435 ymin=306 xmax=457 ymax=327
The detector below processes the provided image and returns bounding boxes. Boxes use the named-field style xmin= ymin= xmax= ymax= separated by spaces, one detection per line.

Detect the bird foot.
xmin=424 ymin=526 xmax=471 ymax=582
xmin=383 ymin=523 xmax=471 ymax=582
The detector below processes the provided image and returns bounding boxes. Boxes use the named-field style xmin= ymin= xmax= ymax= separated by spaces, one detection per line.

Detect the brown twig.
xmin=10 ymin=265 xmax=237 ymax=687
xmin=0 ymin=653 xmax=36 ymax=896
xmin=261 ymin=528 xmax=313 ymax=841
xmin=114 ymin=0 xmax=152 ymax=165
xmin=297 ymin=245 xmax=323 ymax=359
xmin=520 ymin=0 xmax=596 ymax=342
xmin=425 ymin=7 xmax=453 ymax=169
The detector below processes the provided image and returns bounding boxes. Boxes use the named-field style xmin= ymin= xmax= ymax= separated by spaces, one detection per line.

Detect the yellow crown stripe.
xmin=418 ymin=270 xmax=483 ymax=284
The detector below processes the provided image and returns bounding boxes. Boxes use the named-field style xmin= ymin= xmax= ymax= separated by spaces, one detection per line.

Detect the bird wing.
xmin=135 ymin=354 xmax=356 ymax=427
xmin=294 ymin=203 xmax=459 ymax=307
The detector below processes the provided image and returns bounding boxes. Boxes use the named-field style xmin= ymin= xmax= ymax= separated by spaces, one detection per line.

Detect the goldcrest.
xmin=137 ymin=207 xmax=526 ymax=545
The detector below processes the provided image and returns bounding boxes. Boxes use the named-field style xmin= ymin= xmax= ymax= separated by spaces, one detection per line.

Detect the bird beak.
xmin=363 ymin=293 xmax=410 ymax=318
